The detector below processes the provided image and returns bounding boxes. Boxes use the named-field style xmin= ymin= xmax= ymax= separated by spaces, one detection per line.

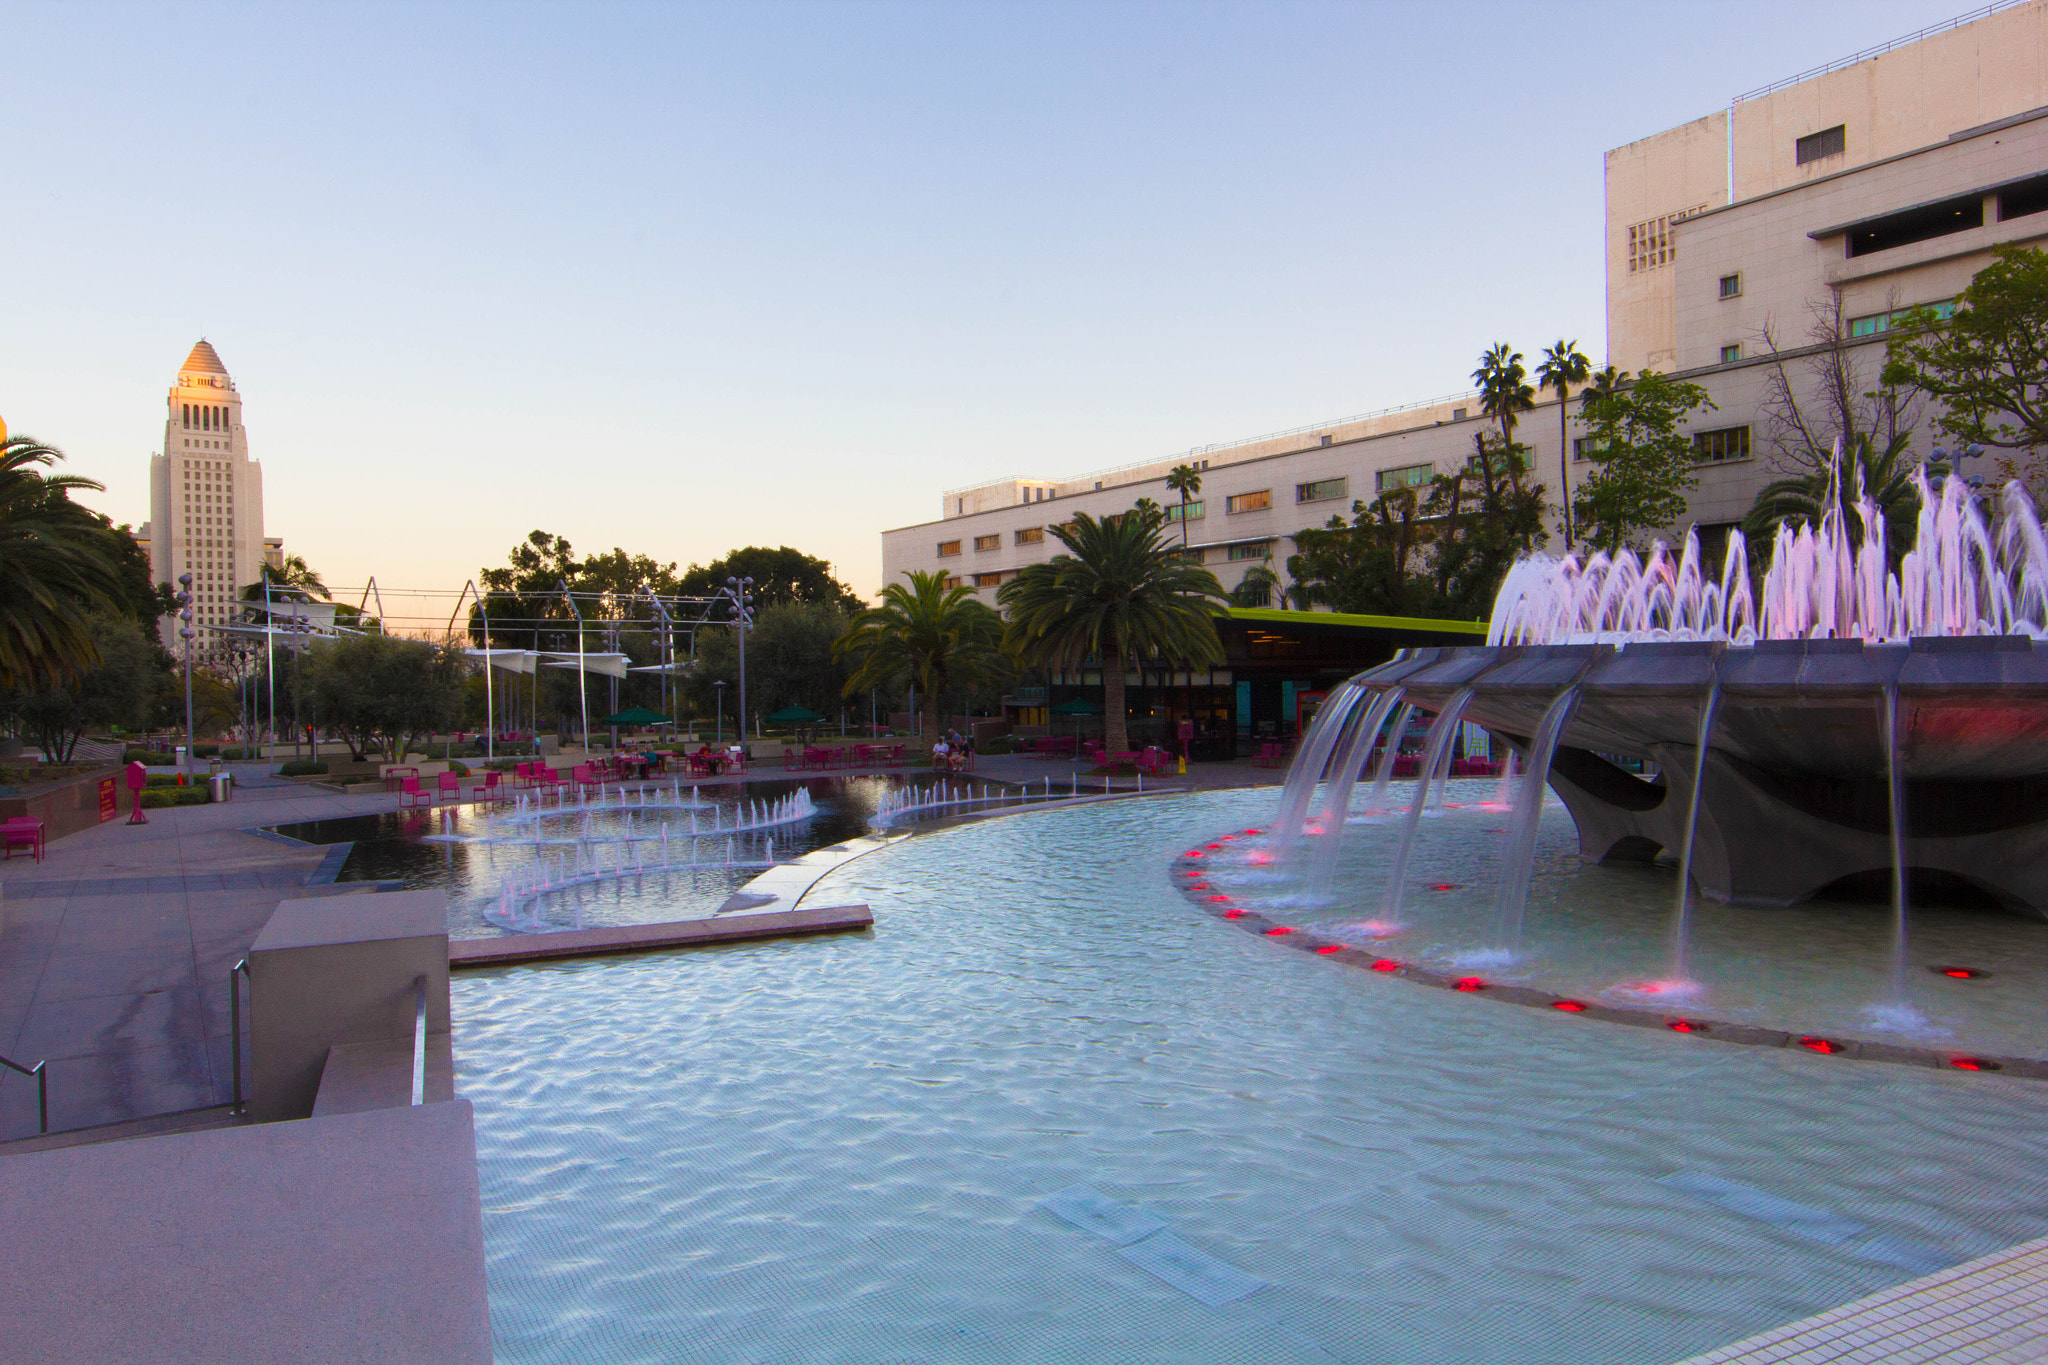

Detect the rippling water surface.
xmin=457 ymin=789 xmax=2048 ymax=1364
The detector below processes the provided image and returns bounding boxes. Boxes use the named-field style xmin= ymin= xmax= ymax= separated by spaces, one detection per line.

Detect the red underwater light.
xmin=1935 ymin=966 xmax=1989 ymax=979
xmin=1265 ymin=926 xmax=1296 ymax=937
xmin=1188 ymin=882 xmax=1210 ymax=891
xmin=1453 ymin=976 xmax=1485 ymax=992
xmin=1205 ymin=843 xmax=1224 ymax=850
xmin=1223 ymin=909 xmax=1245 ymax=919
xmin=1667 ymin=1019 xmax=1706 ymax=1034
xmin=1429 ymin=884 xmax=1459 ymax=892
xmin=1206 ymin=894 xmax=1231 ymax=903
xmin=1551 ymin=999 xmax=1589 ymax=1012
xmin=1370 ymin=958 xmax=1401 ymax=972
xmin=1242 ymin=828 xmax=1262 ymax=836
xmin=1316 ymin=945 xmax=1343 ymax=955
xmin=1951 ymin=1056 xmax=2002 ymax=1072
xmin=1798 ymin=1036 xmax=1845 ymax=1055
xmin=1219 ymin=835 xmax=1236 ymax=841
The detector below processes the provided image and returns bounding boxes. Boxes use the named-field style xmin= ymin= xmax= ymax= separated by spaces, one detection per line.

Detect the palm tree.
xmin=1743 ymin=432 xmax=1929 ymax=570
xmin=1165 ymin=464 xmax=1203 ymax=550
xmin=1536 ymin=340 xmax=1592 ymax=547
xmin=240 ymin=554 xmax=330 ymax=601
xmin=1473 ymin=343 xmax=1536 ymax=451
xmin=0 ymin=435 xmax=131 ymax=691
xmin=834 ymin=570 xmax=1005 ymax=742
xmin=1230 ymin=560 xmax=1284 ymax=608
xmin=997 ymin=508 xmax=1227 ymax=757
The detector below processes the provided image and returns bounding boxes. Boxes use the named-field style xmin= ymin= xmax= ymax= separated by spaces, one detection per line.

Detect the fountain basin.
xmin=1355 ymin=638 xmax=2048 ymax=913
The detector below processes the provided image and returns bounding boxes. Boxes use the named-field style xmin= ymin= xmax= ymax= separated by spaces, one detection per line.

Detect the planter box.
xmin=0 ymin=764 xmax=124 ymax=844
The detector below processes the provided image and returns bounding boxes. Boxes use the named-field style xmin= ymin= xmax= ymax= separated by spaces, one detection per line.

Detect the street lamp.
xmin=176 ymin=574 xmax=196 ymax=783
xmin=714 ymin=680 xmax=727 ymax=745
xmin=721 ymin=576 xmax=755 ymax=742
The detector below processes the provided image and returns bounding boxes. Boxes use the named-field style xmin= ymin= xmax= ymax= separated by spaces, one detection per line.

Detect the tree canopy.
xmin=677 ymin=546 xmax=864 ymax=614
xmin=1570 ymin=370 xmax=1713 ymax=554
xmin=0 ymin=435 xmax=135 ymax=691
xmin=836 ymin=570 xmax=1005 ymax=741
xmin=297 ymin=633 xmax=468 ymax=762
xmin=3 ymin=611 xmax=160 ymax=762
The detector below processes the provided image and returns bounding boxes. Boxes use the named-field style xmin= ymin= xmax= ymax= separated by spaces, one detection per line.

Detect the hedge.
xmin=140 ymin=786 xmax=212 ymax=808
xmin=276 ymin=760 xmax=330 ymax=777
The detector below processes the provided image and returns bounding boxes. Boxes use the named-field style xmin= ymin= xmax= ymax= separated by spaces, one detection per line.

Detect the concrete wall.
xmin=0 ymin=765 xmax=122 ymax=844
xmin=246 ymin=890 xmax=451 ymax=1123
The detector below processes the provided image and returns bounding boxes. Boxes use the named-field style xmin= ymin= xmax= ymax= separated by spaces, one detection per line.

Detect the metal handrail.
xmin=1 ymin=1052 xmax=48 ymax=1135
xmin=229 ymin=958 xmax=250 ymax=1115
xmin=1733 ymin=1 xmax=2025 ymax=103
xmin=411 ymin=976 xmax=428 ymax=1107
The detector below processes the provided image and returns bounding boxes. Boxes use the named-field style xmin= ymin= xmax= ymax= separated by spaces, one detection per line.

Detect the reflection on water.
xmin=267 ymin=774 xmax=1026 ymax=939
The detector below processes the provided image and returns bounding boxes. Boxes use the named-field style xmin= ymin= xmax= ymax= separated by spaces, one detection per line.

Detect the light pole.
xmin=721 ymin=576 xmax=754 ymax=743
xmin=714 ymin=680 xmax=726 ymax=745
xmin=176 ymin=574 xmax=196 ymax=783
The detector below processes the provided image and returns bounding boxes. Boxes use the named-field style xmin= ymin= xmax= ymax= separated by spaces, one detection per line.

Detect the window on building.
xmin=1225 ymin=490 xmax=1272 ymax=514
xmin=1228 ymin=541 xmax=1272 ymax=561
xmin=1451 ymin=407 xmax=1467 ymax=421
xmin=973 ymin=572 xmax=1004 ymax=588
xmin=1999 ymin=172 xmax=2048 ymax=222
xmin=1163 ymin=500 xmax=1204 ymax=523
xmin=941 ymin=575 xmax=961 ymax=590
xmin=1573 ymin=436 xmax=1608 ymax=463
xmin=974 ymin=534 xmax=1000 ymax=552
xmin=1235 ymin=577 xmax=1273 ymax=608
xmin=937 ymin=540 xmax=961 ymax=557
xmin=1719 ymin=273 xmax=1742 ymax=299
xmin=1376 ymin=463 xmax=1435 ymax=492
xmin=1720 ymin=344 xmax=1742 ymax=364
xmin=1795 ymin=124 xmax=1846 ymax=165
xmin=1319 ymin=435 xmax=1332 ymax=447
xmin=1847 ymin=193 xmax=1983 ymax=258
xmin=1296 ymin=478 xmax=1348 ymax=504
xmin=1692 ymin=426 xmax=1752 ymax=462
xmin=1015 ymin=527 xmax=1044 ymax=545
xmin=1848 ymin=300 xmax=1955 ymax=337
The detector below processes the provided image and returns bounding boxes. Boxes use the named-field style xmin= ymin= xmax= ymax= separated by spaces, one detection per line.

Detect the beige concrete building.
xmin=137 ymin=340 xmax=274 ymax=659
xmin=881 ymin=2 xmax=2048 ymax=611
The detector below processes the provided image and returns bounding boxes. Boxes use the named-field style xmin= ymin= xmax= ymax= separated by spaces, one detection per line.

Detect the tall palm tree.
xmin=1473 ymin=343 xmax=1536 ymax=449
xmin=240 ymin=554 xmax=330 ymax=601
xmin=1743 ymin=432 xmax=1928 ymax=570
xmin=1536 ymin=340 xmax=1592 ymax=547
xmin=0 ymin=435 xmax=130 ymax=690
xmin=834 ymin=570 xmax=1005 ymax=742
xmin=1165 ymin=464 xmax=1203 ymax=550
xmin=998 ymin=508 xmax=1227 ymax=757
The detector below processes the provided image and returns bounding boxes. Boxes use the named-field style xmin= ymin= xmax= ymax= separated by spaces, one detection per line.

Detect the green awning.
xmin=600 ymin=706 xmax=673 ymax=726
xmin=764 ymin=704 xmax=828 ymax=723
xmin=1049 ymin=696 xmax=1103 ymax=715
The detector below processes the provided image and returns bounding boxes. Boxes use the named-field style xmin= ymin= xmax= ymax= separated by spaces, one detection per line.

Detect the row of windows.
xmin=181 ymin=403 xmax=230 ymax=432
xmin=1376 ymin=463 xmax=1434 ymax=493
xmin=1571 ymin=425 xmax=1752 ymax=463
xmin=1296 ymin=478 xmax=1347 ymax=504
xmin=1848 ymin=299 xmax=1955 ymax=336
xmin=1165 ymin=500 xmax=1203 ymax=523
xmin=1625 ymin=204 xmax=1706 ymax=275
xmin=1225 ymin=490 xmax=1270 ymax=514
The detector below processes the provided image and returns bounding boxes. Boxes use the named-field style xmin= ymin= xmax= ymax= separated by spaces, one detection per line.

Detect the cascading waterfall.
xmin=1489 ymin=749 xmax=1517 ymax=809
xmin=1882 ymin=684 xmax=1912 ymax=1009
xmin=1381 ymin=689 xmax=1475 ymax=924
xmin=1488 ymin=687 xmax=1582 ymax=954
xmin=1304 ymin=688 xmax=1405 ymax=902
xmin=1365 ymin=702 xmax=1415 ymax=813
xmin=1668 ymin=682 xmax=1722 ymax=986
xmin=1270 ymin=678 xmax=1367 ymax=862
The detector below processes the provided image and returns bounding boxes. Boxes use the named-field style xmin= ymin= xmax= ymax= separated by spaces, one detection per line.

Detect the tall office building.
xmin=139 ymin=340 xmax=277 ymax=659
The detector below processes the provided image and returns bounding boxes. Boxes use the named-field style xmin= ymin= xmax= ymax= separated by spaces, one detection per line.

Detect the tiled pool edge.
xmin=1669 ymin=1232 xmax=2048 ymax=1364
xmin=1173 ymin=837 xmax=2048 ymax=1081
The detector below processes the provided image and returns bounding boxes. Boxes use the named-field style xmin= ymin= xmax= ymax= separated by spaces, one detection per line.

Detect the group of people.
xmin=930 ymin=730 xmax=976 ymax=772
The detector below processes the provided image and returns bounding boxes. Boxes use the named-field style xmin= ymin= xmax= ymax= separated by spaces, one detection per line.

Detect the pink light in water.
xmin=1345 ymin=919 xmax=1404 ymax=938
xmin=1370 ymin=958 xmax=1401 ymax=972
xmin=1265 ymin=927 xmax=1296 ymax=937
xmin=1552 ymin=1000 xmax=1589 ymax=1012
xmin=1316 ymin=945 xmax=1343 ymax=955
xmin=1454 ymin=977 xmax=1485 ymax=992
xmin=1247 ymin=851 xmax=1273 ymax=865
xmin=1951 ymin=1056 xmax=2001 ymax=1071
xmin=1223 ymin=909 xmax=1246 ymax=920
xmin=1206 ymin=894 xmax=1231 ymax=903
xmin=1205 ymin=843 xmax=1224 ymax=850
xmin=1242 ymin=828 xmax=1263 ymax=836
xmin=1799 ymin=1036 xmax=1845 ymax=1055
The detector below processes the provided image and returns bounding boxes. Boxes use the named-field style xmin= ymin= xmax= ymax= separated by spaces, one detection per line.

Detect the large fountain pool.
xmin=455 ymin=789 xmax=2048 ymax=1364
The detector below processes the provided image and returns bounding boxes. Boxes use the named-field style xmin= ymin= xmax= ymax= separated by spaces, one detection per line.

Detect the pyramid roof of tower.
xmin=181 ymin=340 xmax=227 ymax=375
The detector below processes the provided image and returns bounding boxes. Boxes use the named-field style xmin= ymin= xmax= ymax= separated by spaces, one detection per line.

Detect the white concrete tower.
xmin=145 ymin=340 xmax=268 ymax=658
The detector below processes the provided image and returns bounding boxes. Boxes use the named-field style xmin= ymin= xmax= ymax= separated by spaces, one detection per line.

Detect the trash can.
xmin=208 ymin=772 xmax=233 ymax=803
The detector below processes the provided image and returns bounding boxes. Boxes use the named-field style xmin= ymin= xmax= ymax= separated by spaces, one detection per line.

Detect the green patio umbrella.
xmin=764 ymin=705 xmax=828 ymax=724
xmin=600 ymin=706 xmax=673 ymax=727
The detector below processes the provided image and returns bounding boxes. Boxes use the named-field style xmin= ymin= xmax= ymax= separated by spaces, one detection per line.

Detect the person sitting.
xmin=931 ymin=737 xmax=952 ymax=772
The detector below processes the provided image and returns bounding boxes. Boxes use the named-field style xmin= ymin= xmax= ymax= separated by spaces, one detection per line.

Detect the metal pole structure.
xmin=264 ymin=578 xmax=276 ymax=762
xmin=176 ymin=575 xmax=195 ymax=782
xmin=724 ymin=576 xmax=754 ymax=748
xmin=714 ymin=681 xmax=725 ymax=745
xmin=450 ymin=580 xmax=494 ymax=766
xmin=560 ymin=580 xmax=588 ymax=757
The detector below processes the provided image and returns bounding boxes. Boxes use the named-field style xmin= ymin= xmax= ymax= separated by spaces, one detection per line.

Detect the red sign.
xmin=97 ymin=776 xmax=117 ymax=822
xmin=1178 ymin=720 xmax=1195 ymax=740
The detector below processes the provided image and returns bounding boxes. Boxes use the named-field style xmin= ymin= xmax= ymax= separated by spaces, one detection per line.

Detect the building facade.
xmin=137 ymin=340 xmax=276 ymax=660
xmin=880 ymin=1 xmax=2048 ymax=618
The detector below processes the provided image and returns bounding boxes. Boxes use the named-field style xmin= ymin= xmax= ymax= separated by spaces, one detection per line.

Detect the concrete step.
xmin=0 ymin=1103 xmax=248 ymax=1156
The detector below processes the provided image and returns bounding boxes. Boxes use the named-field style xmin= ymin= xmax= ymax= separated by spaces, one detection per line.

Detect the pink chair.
xmin=472 ymin=770 xmax=506 ymax=803
xmin=3 ymin=817 xmax=45 ymax=863
xmin=435 ymin=772 xmax=463 ymax=803
xmin=398 ymin=776 xmax=431 ymax=809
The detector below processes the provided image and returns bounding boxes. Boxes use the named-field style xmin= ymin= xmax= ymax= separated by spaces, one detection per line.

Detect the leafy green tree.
xmin=1743 ymin=431 xmax=1927 ymax=570
xmin=1570 ymin=371 xmax=1713 ymax=554
xmin=297 ymin=634 xmax=467 ymax=762
xmin=1165 ymin=463 xmax=1203 ymax=550
xmin=997 ymin=507 xmax=1226 ymax=756
xmin=1228 ymin=559 xmax=1284 ymax=608
xmin=683 ymin=602 xmax=852 ymax=726
xmin=1474 ymin=343 xmax=1536 ymax=488
xmin=835 ymin=570 xmax=1005 ymax=741
xmin=1536 ymin=340 xmax=1592 ymax=546
xmin=678 ymin=546 xmax=864 ymax=614
xmin=1882 ymin=244 xmax=2048 ymax=486
xmin=5 ymin=612 xmax=162 ymax=761
xmin=0 ymin=435 xmax=133 ymax=690
xmin=1287 ymin=487 xmax=1442 ymax=617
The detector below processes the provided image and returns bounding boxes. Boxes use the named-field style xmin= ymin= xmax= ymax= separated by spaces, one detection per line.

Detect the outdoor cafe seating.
xmin=3 ymin=817 xmax=46 ymax=863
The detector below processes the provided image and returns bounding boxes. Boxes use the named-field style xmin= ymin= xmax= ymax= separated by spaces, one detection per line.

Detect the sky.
xmin=2 ymin=0 xmax=1982 ymax=613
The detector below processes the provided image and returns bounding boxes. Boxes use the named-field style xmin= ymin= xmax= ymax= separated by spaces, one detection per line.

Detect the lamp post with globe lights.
xmin=176 ymin=574 xmax=196 ymax=782
xmin=721 ymin=576 xmax=755 ymax=742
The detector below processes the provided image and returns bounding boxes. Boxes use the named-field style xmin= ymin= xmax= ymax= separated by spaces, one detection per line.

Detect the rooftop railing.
xmin=1733 ymin=1 xmax=2027 ymax=104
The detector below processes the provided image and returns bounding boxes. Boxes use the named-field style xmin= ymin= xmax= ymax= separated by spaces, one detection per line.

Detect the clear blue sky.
xmin=1 ymin=0 xmax=1975 ymax=609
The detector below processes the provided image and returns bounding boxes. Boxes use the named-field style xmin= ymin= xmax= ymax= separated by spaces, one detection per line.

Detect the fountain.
xmin=1269 ymin=459 xmax=2048 ymax=1014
